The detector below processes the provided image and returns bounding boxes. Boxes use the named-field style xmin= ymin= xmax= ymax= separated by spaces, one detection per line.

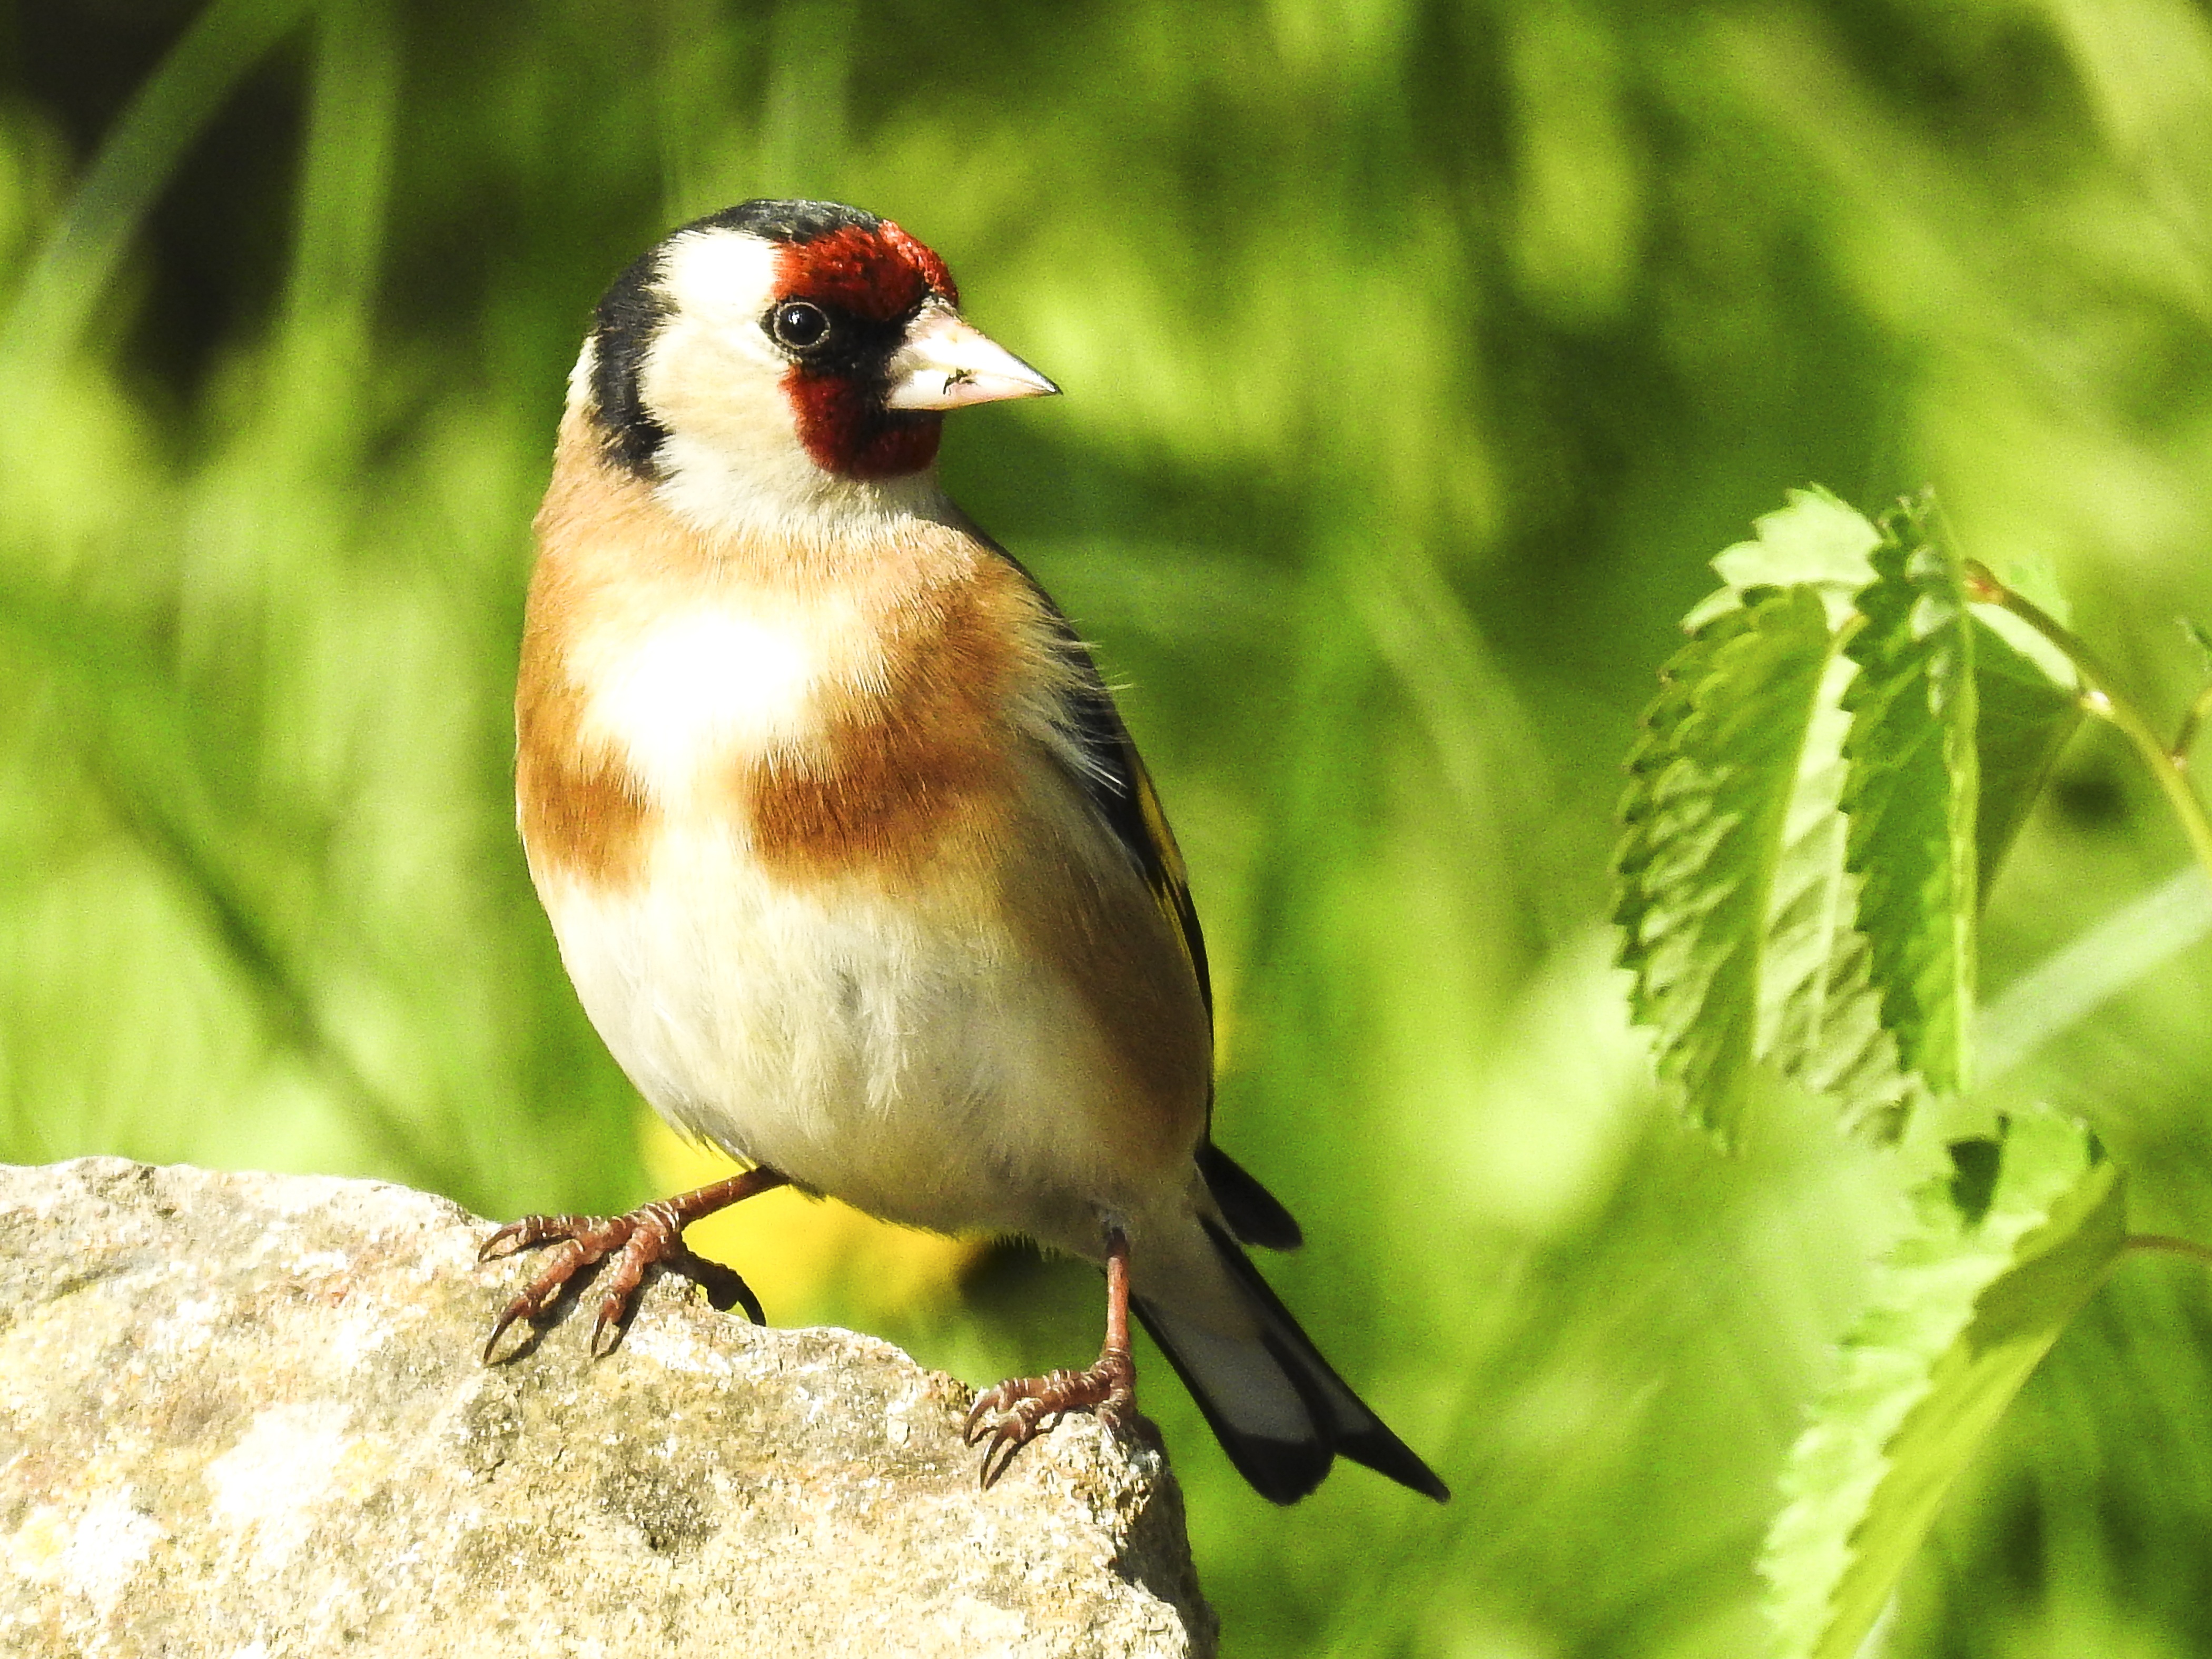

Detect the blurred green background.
xmin=8 ymin=1 xmax=2212 ymax=1653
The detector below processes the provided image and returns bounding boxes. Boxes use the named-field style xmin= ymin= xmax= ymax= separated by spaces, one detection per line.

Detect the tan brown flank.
xmin=742 ymin=554 xmax=1038 ymax=883
xmin=1002 ymin=811 xmax=1213 ymax=1178
xmin=515 ymin=656 xmax=651 ymax=889
xmin=514 ymin=415 xmax=664 ymax=888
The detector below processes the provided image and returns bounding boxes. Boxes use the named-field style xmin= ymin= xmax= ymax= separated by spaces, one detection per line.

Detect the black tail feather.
xmin=1133 ymin=1219 xmax=1449 ymax=1505
xmin=1132 ymin=1292 xmax=1336 ymax=1503
xmin=1203 ymin=1220 xmax=1450 ymax=1500
xmin=1197 ymin=1141 xmax=1303 ymax=1250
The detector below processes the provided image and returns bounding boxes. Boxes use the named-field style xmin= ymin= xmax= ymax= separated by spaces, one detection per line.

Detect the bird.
xmin=480 ymin=197 xmax=1448 ymax=1506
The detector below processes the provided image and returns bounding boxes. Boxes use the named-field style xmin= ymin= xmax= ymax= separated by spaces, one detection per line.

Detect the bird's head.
xmin=569 ymin=199 xmax=1057 ymax=537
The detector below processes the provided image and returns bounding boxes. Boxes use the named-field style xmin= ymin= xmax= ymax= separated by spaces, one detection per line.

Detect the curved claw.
xmin=977 ymin=1396 xmax=1055 ymax=1488
xmin=980 ymin=1424 xmax=1021 ymax=1488
xmin=962 ymin=1380 xmax=1028 ymax=1445
xmin=588 ymin=1299 xmax=623 ymax=1359
xmin=481 ymin=1302 xmax=527 ymax=1365
xmin=477 ymin=1212 xmax=630 ymax=1363
xmin=962 ymin=1388 xmax=1001 ymax=1445
xmin=480 ymin=1236 xmax=596 ymax=1364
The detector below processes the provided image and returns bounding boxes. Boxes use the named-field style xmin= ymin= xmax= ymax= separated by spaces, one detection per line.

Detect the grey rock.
xmin=0 ymin=1159 xmax=1216 ymax=1657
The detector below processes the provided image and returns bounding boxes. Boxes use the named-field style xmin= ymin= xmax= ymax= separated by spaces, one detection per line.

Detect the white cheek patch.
xmin=578 ymin=607 xmax=825 ymax=804
xmin=639 ymin=248 xmax=832 ymax=537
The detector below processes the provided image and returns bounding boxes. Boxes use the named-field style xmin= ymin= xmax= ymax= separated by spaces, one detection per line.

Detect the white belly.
xmin=535 ymin=822 xmax=1135 ymax=1248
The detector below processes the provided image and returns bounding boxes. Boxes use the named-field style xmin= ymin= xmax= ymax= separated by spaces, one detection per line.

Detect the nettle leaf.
xmin=1758 ymin=651 xmax=1918 ymax=1140
xmin=1841 ymin=501 xmax=1979 ymax=1097
xmin=1623 ymin=488 xmax=2080 ymax=1142
xmin=1686 ymin=485 xmax=1882 ymax=631
xmin=1761 ymin=1107 xmax=2126 ymax=1659
xmin=1622 ymin=491 xmax=1920 ymax=1141
xmin=1615 ymin=586 xmax=1836 ymax=1141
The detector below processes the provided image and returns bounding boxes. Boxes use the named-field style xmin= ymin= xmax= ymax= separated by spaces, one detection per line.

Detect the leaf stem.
xmin=2174 ymin=680 xmax=2212 ymax=773
xmin=2124 ymin=1233 xmax=2212 ymax=1269
xmin=1962 ymin=561 xmax=2212 ymax=893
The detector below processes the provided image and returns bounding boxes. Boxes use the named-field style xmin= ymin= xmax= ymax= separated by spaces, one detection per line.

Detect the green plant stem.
xmin=2124 ymin=1233 xmax=2212 ymax=1268
xmin=1963 ymin=561 xmax=2212 ymax=893
xmin=2174 ymin=680 xmax=2212 ymax=771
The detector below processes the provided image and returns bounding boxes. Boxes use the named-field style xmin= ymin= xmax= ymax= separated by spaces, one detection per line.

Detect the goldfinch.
xmin=482 ymin=199 xmax=1447 ymax=1505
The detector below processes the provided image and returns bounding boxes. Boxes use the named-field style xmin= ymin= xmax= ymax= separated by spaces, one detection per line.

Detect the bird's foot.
xmin=478 ymin=1198 xmax=764 ymax=1363
xmin=963 ymin=1345 xmax=1137 ymax=1487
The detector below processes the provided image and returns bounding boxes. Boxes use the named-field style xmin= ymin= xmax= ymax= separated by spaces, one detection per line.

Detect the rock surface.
xmin=0 ymin=1159 xmax=1215 ymax=1657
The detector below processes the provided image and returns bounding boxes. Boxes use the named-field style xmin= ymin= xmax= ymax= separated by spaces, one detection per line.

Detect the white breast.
xmin=573 ymin=600 xmax=861 ymax=807
xmin=535 ymin=822 xmax=1139 ymax=1249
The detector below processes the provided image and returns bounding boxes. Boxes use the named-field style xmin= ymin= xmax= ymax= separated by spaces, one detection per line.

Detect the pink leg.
xmin=964 ymin=1229 xmax=1137 ymax=1487
xmin=478 ymin=1167 xmax=788 ymax=1361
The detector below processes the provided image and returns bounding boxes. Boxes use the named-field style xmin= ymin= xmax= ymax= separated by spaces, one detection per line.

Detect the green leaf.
xmin=1841 ymin=499 xmax=1979 ymax=1097
xmin=1972 ymin=615 xmax=2082 ymax=904
xmin=1622 ymin=489 xmax=1922 ymax=1142
xmin=1756 ymin=649 xmax=1918 ymax=1140
xmin=1625 ymin=487 xmax=2066 ymax=1144
xmin=1614 ymin=586 xmax=1837 ymax=1141
xmin=1685 ymin=485 xmax=1882 ymax=631
xmin=1761 ymin=1107 xmax=2127 ymax=1659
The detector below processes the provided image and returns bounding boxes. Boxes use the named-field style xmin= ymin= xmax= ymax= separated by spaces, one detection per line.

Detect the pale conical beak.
xmin=883 ymin=305 xmax=1060 ymax=410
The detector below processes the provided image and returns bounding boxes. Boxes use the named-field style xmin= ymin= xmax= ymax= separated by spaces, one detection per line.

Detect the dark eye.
xmin=770 ymin=301 xmax=830 ymax=350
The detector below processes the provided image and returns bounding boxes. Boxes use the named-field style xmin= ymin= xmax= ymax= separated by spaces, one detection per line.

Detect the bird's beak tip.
xmin=884 ymin=311 xmax=1061 ymax=412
